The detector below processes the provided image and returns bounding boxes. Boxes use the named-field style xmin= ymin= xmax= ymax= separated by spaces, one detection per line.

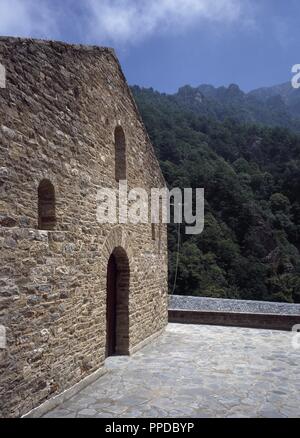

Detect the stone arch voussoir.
xmin=101 ymin=226 xmax=133 ymax=267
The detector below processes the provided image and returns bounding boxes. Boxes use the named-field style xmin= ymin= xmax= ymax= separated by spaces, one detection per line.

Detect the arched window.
xmin=38 ymin=179 xmax=56 ymax=230
xmin=114 ymin=126 xmax=127 ymax=182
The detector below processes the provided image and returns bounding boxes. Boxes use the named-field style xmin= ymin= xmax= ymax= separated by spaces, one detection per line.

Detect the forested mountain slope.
xmin=132 ymin=86 xmax=300 ymax=303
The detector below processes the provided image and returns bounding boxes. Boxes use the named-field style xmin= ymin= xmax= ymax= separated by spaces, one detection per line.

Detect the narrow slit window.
xmin=158 ymin=224 xmax=162 ymax=253
xmin=38 ymin=179 xmax=56 ymax=230
xmin=151 ymin=223 xmax=156 ymax=241
xmin=114 ymin=126 xmax=127 ymax=182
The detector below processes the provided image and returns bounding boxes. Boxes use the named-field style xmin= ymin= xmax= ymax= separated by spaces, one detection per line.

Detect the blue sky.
xmin=0 ymin=0 xmax=299 ymax=93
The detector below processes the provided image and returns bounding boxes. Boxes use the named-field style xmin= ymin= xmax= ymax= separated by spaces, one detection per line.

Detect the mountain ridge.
xmin=134 ymin=80 xmax=300 ymax=132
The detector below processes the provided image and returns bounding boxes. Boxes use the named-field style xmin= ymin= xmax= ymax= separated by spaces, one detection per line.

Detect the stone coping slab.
xmin=169 ymin=295 xmax=300 ymax=316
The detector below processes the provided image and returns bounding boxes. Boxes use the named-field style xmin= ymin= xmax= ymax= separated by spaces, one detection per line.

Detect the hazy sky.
xmin=0 ymin=0 xmax=299 ymax=93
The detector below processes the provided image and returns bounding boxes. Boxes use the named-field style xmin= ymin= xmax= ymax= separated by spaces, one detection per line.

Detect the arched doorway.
xmin=106 ymin=247 xmax=130 ymax=358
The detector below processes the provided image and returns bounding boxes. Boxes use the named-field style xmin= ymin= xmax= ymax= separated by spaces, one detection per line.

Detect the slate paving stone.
xmin=77 ymin=408 xmax=97 ymax=417
xmin=43 ymin=409 xmax=72 ymax=418
xmin=43 ymin=323 xmax=300 ymax=418
xmin=94 ymin=413 xmax=114 ymax=418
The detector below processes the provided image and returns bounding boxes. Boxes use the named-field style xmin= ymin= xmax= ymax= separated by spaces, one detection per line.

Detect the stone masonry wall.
xmin=0 ymin=37 xmax=168 ymax=417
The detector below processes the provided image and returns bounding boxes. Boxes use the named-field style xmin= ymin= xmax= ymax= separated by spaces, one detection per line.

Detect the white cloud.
xmin=0 ymin=0 xmax=57 ymax=38
xmin=0 ymin=0 xmax=247 ymax=45
xmin=86 ymin=0 xmax=243 ymax=44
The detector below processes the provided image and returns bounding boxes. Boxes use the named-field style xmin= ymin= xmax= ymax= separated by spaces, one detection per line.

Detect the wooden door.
xmin=106 ymin=254 xmax=117 ymax=357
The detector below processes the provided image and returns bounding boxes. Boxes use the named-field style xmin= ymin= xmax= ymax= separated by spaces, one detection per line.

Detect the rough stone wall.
xmin=0 ymin=37 xmax=168 ymax=418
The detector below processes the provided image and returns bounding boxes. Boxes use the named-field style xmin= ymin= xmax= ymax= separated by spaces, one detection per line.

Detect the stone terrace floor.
xmin=44 ymin=324 xmax=300 ymax=418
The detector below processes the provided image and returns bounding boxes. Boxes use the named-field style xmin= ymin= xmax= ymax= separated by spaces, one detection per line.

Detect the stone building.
xmin=0 ymin=37 xmax=168 ymax=418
